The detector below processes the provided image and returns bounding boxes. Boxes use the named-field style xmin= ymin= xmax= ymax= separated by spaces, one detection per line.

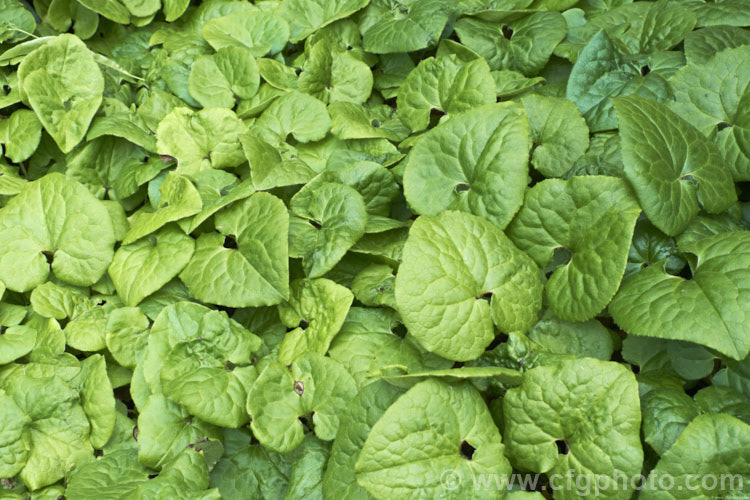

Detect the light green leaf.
xmin=0 ymin=173 xmax=115 ymax=292
xmin=504 ymin=358 xmax=643 ymax=500
xmin=0 ymin=0 xmax=36 ymax=44
xmin=289 ymin=182 xmax=367 ymax=278
xmin=179 ymin=192 xmax=289 ymax=307
xmin=157 ymin=308 xmax=261 ymax=427
xmin=528 ymin=310 xmax=614 ymax=360
xmin=356 ymin=378 xmax=512 ymax=499
xmin=298 ymin=40 xmax=373 ymax=104
xmin=64 ymin=449 xmax=152 ymax=498
xmin=247 ymin=352 xmax=357 ymax=453
xmin=17 ymin=34 xmax=103 ymax=153
xmin=105 ymin=307 xmax=150 ymax=369
xmin=641 ymin=414 xmax=750 ymax=499
xmin=0 ymin=391 xmax=31 ymax=478
xmin=351 ymin=264 xmax=396 ymax=309
xmin=610 ymin=231 xmax=750 ymax=361
xmin=29 ymin=282 xmax=84 ymax=320
xmin=640 ymin=388 xmax=700 ymax=456
xmin=359 ymin=0 xmax=454 ymax=54
xmin=323 ymin=380 xmax=405 ymax=499
xmin=395 ymin=211 xmax=542 ymax=361
xmin=189 ymin=47 xmax=260 ymax=108
xmin=669 ymin=45 xmax=750 ymax=180
xmin=202 ymin=10 xmax=289 ymax=57
xmin=329 ymin=102 xmax=411 ymax=142
xmin=402 ymin=102 xmax=530 ymax=229
xmin=77 ymin=0 xmax=130 ymax=23
xmin=0 ymin=325 xmax=36 ymax=365
xmin=3 ymin=373 xmax=93 ymax=491
xmin=277 ymin=278 xmax=353 ymax=365
xmin=70 ymin=354 xmax=116 ymax=449
xmin=122 ymin=172 xmax=202 ymax=245
xmin=454 ymin=11 xmax=567 ymax=75
xmin=254 ymin=91 xmax=331 ymax=144
xmin=0 ymin=109 xmax=41 ymax=163
xmin=397 ymin=55 xmax=496 ymax=133
xmin=508 ymin=176 xmax=640 ymax=321
xmin=279 ymin=0 xmax=370 ymax=42
xmin=86 ymin=113 xmax=157 ymax=153
xmin=110 ymin=225 xmax=194 ymax=306
xmin=156 ymin=107 xmax=247 ymax=177
xmin=614 ymin=96 xmax=736 ymax=235
xmin=520 ymin=94 xmax=589 ymax=177
xmin=137 ymin=393 xmax=221 ymax=469
xmin=566 ymin=31 xmax=670 ymax=132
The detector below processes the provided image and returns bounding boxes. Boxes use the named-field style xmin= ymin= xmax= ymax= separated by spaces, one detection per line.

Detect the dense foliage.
xmin=1 ymin=0 xmax=750 ymax=498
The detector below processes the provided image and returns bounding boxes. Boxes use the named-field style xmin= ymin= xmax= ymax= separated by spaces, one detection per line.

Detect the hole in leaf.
xmin=555 ymin=439 xmax=570 ymax=455
xmin=141 ymin=155 xmax=150 ymax=163
xmin=298 ymin=319 xmax=309 ymax=330
xmin=455 ymin=182 xmax=471 ymax=193
xmin=544 ymin=246 xmax=573 ymax=278
xmin=223 ymin=235 xmax=238 ymax=249
xmin=476 ymin=291 xmax=493 ymax=302
xmin=1 ymin=84 xmax=10 ymax=95
xmin=717 ymin=121 xmax=732 ymax=132
xmin=42 ymin=250 xmax=54 ymax=264
xmin=94 ymin=449 xmax=103 ymax=457
xmin=147 ymin=474 xmax=157 ymax=479
xmin=679 ymin=174 xmax=698 ymax=185
xmin=346 ymin=44 xmax=353 ymax=50
xmin=460 ymin=440 xmax=476 ymax=460
xmin=640 ymin=65 xmax=650 ymax=76
xmin=370 ymin=119 xmax=381 ymax=128
xmin=294 ymin=380 xmax=304 ymax=396
xmin=501 ymin=25 xmax=514 ymax=40
xmin=641 ymin=262 xmax=649 ymax=269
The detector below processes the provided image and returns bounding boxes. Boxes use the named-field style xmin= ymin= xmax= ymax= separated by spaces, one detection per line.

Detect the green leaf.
xmin=520 ymin=94 xmax=589 ymax=177
xmin=86 ymin=113 xmax=157 ymax=153
xmin=189 ymin=47 xmax=260 ymax=108
xmin=0 ymin=0 xmax=36 ymax=44
xmin=566 ymin=31 xmax=670 ymax=132
xmin=299 ymin=40 xmax=373 ymax=104
xmin=0 ymin=325 xmax=36 ymax=365
xmin=0 ymin=173 xmax=115 ymax=292
xmin=528 ymin=310 xmax=614 ymax=360
xmin=323 ymin=380 xmax=405 ymax=499
xmin=668 ymin=45 xmax=750 ymax=180
xmin=278 ymin=0 xmax=369 ymax=42
xmin=613 ymin=96 xmax=736 ymax=235
xmin=0 ymin=391 xmax=31 ymax=478
xmin=289 ymin=182 xmax=368 ymax=278
xmin=64 ymin=449 xmax=152 ymax=498
xmin=246 ymin=352 xmax=357 ymax=453
xmin=156 ymin=308 xmax=261 ymax=427
xmin=70 ymin=354 xmax=116 ymax=449
xmin=396 ymin=55 xmax=496 ymax=133
xmin=504 ymin=358 xmax=643 ymax=500
xmin=156 ymin=107 xmax=247 ymax=177
xmin=77 ymin=0 xmax=130 ymax=23
xmin=640 ymin=387 xmax=700 ymax=456
xmin=684 ymin=26 xmax=750 ymax=65
xmin=110 ymin=225 xmax=194 ymax=307
xmin=122 ymin=172 xmax=202 ymax=245
xmin=641 ymin=414 xmax=750 ymax=499
xmin=0 ymin=109 xmax=42 ymax=163
xmin=17 ymin=34 xmax=103 ymax=153
xmin=611 ymin=231 xmax=750 ymax=361
xmin=105 ymin=306 xmax=150 ymax=369
xmin=137 ymin=393 xmax=221 ymax=469
xmin=359 ymin=0 xmax=453 ymax=54
xmin=179 ymin=192 xmax=289 ymax=307
xmin=625 ymin=220 xmax=686 ymax=279
xmin=3 ymin=372 xmax=93 ymax=491
xmin=454 ymin=11 xmax=567 ymax=76
xmin=355 ymin=378 xmax=512 ymax=499
xmin=507 ymin=176 xmax=640 ymax=321
xmin=277 ymin=278 xmax=353 ymax=365
xmin=395 ymin=211 xmax=542 ymax=361
xmin=254 ymin=91 xmax=331 ymax=144
xmin=402 ymin=102 xmax=530 ymax=229
xmin=329 ymin=102 xmax=411 ymax=142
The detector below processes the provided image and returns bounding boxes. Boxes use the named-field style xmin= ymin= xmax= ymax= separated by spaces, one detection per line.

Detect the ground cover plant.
xmin=1 ymin=0 xmax=750 ymax=498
